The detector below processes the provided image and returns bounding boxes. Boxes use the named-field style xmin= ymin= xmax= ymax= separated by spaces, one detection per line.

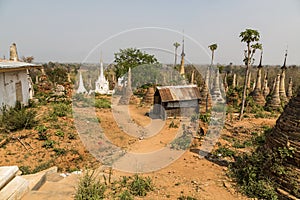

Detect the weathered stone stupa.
xmin=265 ymin=89 xmax=300 ymax=198
xmin=287 ymin=77 xmax=293 ymax=99
xmin=262 ymin=72 xmax=270 ymax=99
xmin=119 ymin=67 xmax=133 ymax=105
xmin=279 ymin=51 xmax=288 ymax=104
xmin=211 ymin=69 xmax=222 ymax=102
xmin=251 ymin=52 xmax=266 ymax=106
xmin=200 ymin=67 xmax=212 ymax=113
xmin=9 ymin=43 xmax=19 ymax=61
xmin=142 ymin=86 xmax=155 ymax=105
xmin=267 ymin=74 xmax=281 ymax=110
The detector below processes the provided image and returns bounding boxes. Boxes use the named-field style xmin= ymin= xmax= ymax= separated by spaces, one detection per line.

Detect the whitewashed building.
xmin=0 ymin=61 xmax=41 ymax=107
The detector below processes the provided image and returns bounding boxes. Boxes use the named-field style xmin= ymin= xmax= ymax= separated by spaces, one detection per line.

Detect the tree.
xmin=21 ymin=56 xmax=34 ymax=63
xmin=208 ymin=43 xmax=218 ymax=66
xmin=173 ymin=42 xmax=180 ymax=66
xmin=114 ymin=48 xmax=158 ymax=78
xmin=239 ymin=29 xmax=262 ymax=120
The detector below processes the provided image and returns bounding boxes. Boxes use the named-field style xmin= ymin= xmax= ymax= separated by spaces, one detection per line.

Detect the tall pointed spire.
xmin=95 ymin=52 xmax=109 ymax=94
xmin=267 ymin=74 xmax=282 ymax=110
xmin=252 ymin=51 xmax=265 ymax=106
xmin=179 ymin=30 xmax=185 ymax=76
xmin=279 ymin=50 xmax=288 ymax=103
xmin=281 ymin=49 xmax=288 ymax=70
xmin=77 ymin=71 xmax=87 ymax=94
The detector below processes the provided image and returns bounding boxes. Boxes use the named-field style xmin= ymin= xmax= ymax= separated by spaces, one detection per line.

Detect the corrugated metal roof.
xmin=156 ymin=85 xmax=201 ymax=102
xmin=0 ymin=61 xmax=41 ymax=69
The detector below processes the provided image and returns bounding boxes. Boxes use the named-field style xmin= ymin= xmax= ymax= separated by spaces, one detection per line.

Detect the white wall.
xmin=0 ymin=69 xmax=31 ymax=108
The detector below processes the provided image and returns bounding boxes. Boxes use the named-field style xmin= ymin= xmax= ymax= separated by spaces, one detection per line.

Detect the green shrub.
xmin=214 ymin=146 xmax=236 ymax=157
xmin=94 ymin=98 xmax=111 ymax=109
xmin=42 ymin=140 xmax=55 ymax=149
xmin=0 ymin=104 xmax=37 ymax=131
xmin=52 ymin=102 xmax=72 ymax=117
xmin=199 ymin=113 xmax=211 ymax=123
xmin=55 ymin=130 xmax=65 ymax=137
xmin=53 ymin=148 xmax=67 ymax=155
xmin=118 ymin=190 xmax=133 ymax=200
xmin=128 ymin=174 xmax=153 ymax=197
xmin=75 ymin=171 xmax=106 ymax=200
xmin=36 ymin=125 xmax=48 ymax=140
xmin=177 ymin=195 xmax=197 ymax=200
xmin=169 ymin=120 xmax=178 ymax=128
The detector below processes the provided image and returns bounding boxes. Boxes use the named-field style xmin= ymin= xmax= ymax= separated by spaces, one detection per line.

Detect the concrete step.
xmin=0 ymin=176 xmax=29 ymax=200
xmin=22 ymin=166 xmax=57 ymax=191
xmin=22 ymin=174 xmax=79 ymax=200
xmin=0 ymin=166 xmax=19 ymax=190
xmin=22 ymin=190 xmax=74 ymax=200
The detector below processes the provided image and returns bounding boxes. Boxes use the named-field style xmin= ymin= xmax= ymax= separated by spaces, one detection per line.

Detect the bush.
xmin=199 ymin=113 xmax=211 ymax=123
xmin=36 ymin=125 xmax=48 ymax=140
xmin=51 ymin=102 xmax=72 ymax=117
xmin=214 ymin=146 xmax=236 ymax=158
xmin=94 ymin=98 xmax=111 ymax=109
xmin=228 ymin=127 xmax=297 ymax=200
xmin=128 ymin=174 xmax=153 ymax=197
xmin=0 ymin=104 xmax=37 ymax=131
xmin=75 ymin=171 xmax=106 ymax=200
xmin=42 ymin=140 xmax=55 ymax=149
xmin=53 ymin=148 xmax=67 ymax=155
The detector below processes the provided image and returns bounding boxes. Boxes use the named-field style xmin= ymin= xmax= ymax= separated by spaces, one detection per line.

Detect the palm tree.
xmin=173 ymin=42 xmax=180 ymax=66
xmin=208 ymin=43 xmax=218 ymax=66
xmin=239 ymin=29 xmax=262 ymax=120
xmin=208 ymin=43 xmax=218 ymax=90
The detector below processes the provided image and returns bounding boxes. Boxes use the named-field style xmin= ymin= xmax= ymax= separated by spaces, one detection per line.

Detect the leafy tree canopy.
xmin=114 ymin=48 xmax=159 ymax=78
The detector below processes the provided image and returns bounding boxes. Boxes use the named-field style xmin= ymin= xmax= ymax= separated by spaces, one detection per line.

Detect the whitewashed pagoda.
xmin=95 ymin=58 xmax=109 ymax=94
xmin=77 ymin=71 xmax=88 ymax=94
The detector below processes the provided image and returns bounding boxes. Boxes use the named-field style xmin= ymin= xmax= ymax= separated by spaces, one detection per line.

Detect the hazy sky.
xmin=0 ymin=0 xmax=299 ymax=65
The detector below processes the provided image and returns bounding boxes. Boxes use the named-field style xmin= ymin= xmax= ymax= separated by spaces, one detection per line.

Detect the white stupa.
xmin=77 ymin=71 xmax=88 ymax=94
xmin=95 ymin=59 xmax=109 ymax=94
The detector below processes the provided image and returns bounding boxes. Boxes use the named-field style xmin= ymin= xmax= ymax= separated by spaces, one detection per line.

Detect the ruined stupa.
xmin=262 ymin=72 xmax=270 ymax=99
xmin=200 ymin=67 xmax=212 ymax=113
xmin=211 ymin=69 xmax=223 ymax=102
xmin=119 ymin=67 xmax=133 ymax=105
xmin=142 ymin=86 xmax=155 ymax=105
xmin=251 ymin=52 xmax=266 ymax=106
xmin=265 ymin=89 xmax=300 ymax=198
xmin=266 ymin=74 xmax=281 ymax=110
xmin=287 ymin=77 xmax=293 ymax=99
xmin=9 ymin=43 xmax=19 ymax=61
xmin=279 ymin=51 xmax=288 ymax=104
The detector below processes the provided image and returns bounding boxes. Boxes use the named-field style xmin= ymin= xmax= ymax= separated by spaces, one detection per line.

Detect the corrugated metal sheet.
xmin=156 ymin=85 xmax=201 ymax=102
xmin=0 ymin=61 xmax=41 ymax=69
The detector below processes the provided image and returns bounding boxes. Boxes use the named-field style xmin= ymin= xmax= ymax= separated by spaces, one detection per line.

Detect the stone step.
xmin=0 ymin=176 xmax=29 ymax=200
xmin=22 ymin=166 xmax=58 ymax=191
xmin=22 ymin=190 xmax=74 ymax=200
xmin=0 ymin=166 xmax=19 ymax=190
xmin=22 ymin=181 xmax=77 ymax=200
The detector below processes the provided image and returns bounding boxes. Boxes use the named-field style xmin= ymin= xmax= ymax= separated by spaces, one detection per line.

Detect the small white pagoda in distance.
xmin=77 ymin=71 xmax=88 ymax=94
xmin=95 ymin=58 xmax=109 ymax=95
